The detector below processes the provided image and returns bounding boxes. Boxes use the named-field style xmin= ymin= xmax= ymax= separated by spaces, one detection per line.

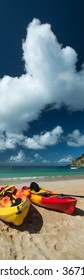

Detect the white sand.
xmin=0 ymin=178 xmax=84 ymax=260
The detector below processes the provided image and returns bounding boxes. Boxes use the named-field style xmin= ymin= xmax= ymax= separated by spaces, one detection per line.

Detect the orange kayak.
xmin=21 ymin=182 xmax=77 ymax=215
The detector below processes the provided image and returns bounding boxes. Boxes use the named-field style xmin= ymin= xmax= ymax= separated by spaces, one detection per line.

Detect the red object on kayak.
xmin=21 ymin=185 xmax=77 ymax=215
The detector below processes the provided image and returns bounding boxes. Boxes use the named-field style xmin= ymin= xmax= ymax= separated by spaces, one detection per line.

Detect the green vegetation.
xmin=71 ymin=154 xmax=84 ymax=167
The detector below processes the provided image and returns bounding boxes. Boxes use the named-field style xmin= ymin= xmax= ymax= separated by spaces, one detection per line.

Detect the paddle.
xmin=30 ymin=191 xmax=84 ymax=199
xmin=29 ymin=191 xmax=70 ymax=198
xmin=29 ymin=182 xmax=84 ymax=199
xmin=59 ymin=194 xmax=84 ymax=199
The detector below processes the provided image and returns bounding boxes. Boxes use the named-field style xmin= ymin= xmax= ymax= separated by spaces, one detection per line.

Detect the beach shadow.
xmin=73 ymin=207 xmax=84 ymax=216
xmin=9 ymin=204 xmax=43 ymax=233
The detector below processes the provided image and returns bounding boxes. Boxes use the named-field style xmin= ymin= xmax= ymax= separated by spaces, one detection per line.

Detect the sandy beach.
xmin=0 ymin=178 xmax=84 ymax=260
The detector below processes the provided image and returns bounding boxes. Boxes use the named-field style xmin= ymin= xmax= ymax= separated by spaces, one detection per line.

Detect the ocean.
xmin=0 ymin=166 xmax=84 ymax=181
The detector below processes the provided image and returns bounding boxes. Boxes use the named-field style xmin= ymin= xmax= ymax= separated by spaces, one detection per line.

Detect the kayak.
xmin=21 ymin=182 xmax=77 ymax=215
xmin=0 ymin=185 xmax=30 ymax=226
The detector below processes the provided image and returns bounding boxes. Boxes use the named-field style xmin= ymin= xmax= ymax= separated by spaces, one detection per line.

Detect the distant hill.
xmin=70 ymin=154 xmax=84 ymax=167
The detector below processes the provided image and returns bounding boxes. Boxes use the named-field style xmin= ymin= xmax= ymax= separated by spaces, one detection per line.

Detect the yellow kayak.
xmin=0 ymin=185 xmax=30 ymax=226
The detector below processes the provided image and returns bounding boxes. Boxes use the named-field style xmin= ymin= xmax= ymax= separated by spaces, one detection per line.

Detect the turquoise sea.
xmin=0 ymin=166 xmax=84 ymax=181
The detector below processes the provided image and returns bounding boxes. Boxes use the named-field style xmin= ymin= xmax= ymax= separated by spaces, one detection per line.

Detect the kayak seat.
xmin=11 ymin=198 xmax=22 ymax=207
xmin=30 ymin=182 xmax=40 ymax=192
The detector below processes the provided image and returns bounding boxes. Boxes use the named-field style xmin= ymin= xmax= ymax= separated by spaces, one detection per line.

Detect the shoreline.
xmin=0 ymin=174 xmax=84 ymax=186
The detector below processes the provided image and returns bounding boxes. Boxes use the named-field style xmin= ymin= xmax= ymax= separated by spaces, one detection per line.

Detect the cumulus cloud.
xmin=0 ymin=18 xmax=84 ymax=152
xmin=57 ymin=155 xmax=73 ymax=164
xmin=34 ymin=153 xmax=43 ymax=159
xmin=23 ymin=126 xmax=63 ymax=149
xmin=8 ymin=150 xmax=50 ymax=165
xmin=22 ymin=18 xmax=84 ymax=111
xmin=67 ymin=129 xmax=84 ymax=146
xmin=42 ymin=159 xmax=50 ymax=164
xmin=9 ymin=150 xmax=26 ymax=162
xmin=34 ymin=153 xmax=40 ymax=158
xmin=0 ymin=126 xmax=63 ymax=151
xmin=0 ymin=132 xmax=25 ymax=151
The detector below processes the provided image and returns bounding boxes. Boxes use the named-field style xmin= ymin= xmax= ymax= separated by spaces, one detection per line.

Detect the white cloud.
xmin=0 ymin=126 xmax=63 ymax=151
xmin=42 ymin=159 xmax=50 ymax=164
xmin=57 ymin=155 xmax=73 ymax=164
xmin=23 ymin=126 xmax=63 ymax=149
xmin=8 ymin=151 xmax=50 ymax=165
xmin=34 ymin=153 xmax=43 ymax=159
xmin=0 ymin=132 xmax=25 ymax=151
xmin=67 ymin=129 xmax=84 ymax=147
xmin=34 ymin=153 xmax=40 ymax=158
xmin=0 ymin=18 xmax=84 ymax=152
xmin=9 ymin=150 xmax=26 ymax=162
xmin=22 ymin=18 xmax=84 ymax=111
xmin=9 ymin=150 xmax=35 ymax=164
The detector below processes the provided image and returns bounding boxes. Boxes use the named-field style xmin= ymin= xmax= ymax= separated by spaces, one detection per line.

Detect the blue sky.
xmin=0 ymin=0 xmax=84 ymax=166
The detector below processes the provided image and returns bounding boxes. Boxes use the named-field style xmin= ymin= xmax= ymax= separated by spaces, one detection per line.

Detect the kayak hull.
xmin=21 ymin=186 xmax=77 ymax=215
